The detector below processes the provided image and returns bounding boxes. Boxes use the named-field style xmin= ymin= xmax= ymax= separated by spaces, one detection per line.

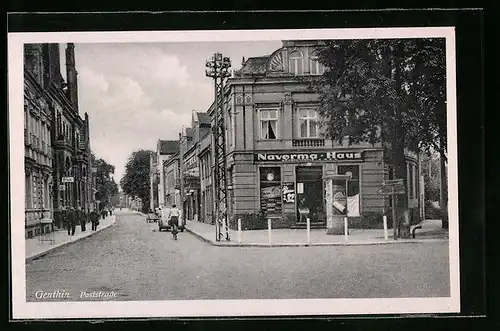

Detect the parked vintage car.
xmin=158 ymin=207 xmax=185 ymax=232
xmin=146 ymin=211 xmax=159 ymax=223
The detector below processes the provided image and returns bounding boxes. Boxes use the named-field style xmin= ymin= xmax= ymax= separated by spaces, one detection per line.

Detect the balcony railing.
xmin=292 ymin=139 xmax=325 ymax=147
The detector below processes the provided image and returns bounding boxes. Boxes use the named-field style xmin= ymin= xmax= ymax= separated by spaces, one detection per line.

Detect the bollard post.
xmin=268 ymin=218 xmax=272 ymax=246
xmin=237 ymin=218 xmax=242 ymax=244
xmin=306 ymin=217 xmax=311 ymax=245
xmin=344 ymin=217 xmax=348 ymax=243
xmin=383 ymin=215 xmax=388 ymax=241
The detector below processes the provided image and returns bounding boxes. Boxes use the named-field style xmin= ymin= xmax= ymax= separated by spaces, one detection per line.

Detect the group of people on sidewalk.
xmin=58 ymin=206 xmax=113 ymax=236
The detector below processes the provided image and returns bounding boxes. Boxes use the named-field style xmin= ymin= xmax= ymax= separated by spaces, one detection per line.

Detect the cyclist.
xmin=168 ymin=204 xmax=181 ymax=240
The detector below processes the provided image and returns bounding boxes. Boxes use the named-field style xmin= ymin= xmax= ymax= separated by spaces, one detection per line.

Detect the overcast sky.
xmin=61 ymin=41 xmax=282 ymax=188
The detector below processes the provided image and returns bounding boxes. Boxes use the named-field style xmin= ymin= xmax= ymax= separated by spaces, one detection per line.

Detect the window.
xmin=298 ymin=108 xmax=319 ymax=138
xmin=25 ymin=173 xmax=31 ymax=209
xmin=407 ymin=162 xmax=417 ymax=200
xmin=24 ymin=108 xmax=28 ymax=130
xmin=32 ymin=174 xmax=38 ymax=209
xmin=259 ymin=109 xmax=278 ymax=140
xmin=309 ymin=52 xmax=325 ymax=75
xmin=288 ymin=50 xmax=304 ymax=75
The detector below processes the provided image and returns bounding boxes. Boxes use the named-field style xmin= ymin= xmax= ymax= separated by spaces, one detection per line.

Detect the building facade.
xmin=156 ymin=140 xmax=179 ymax=207
xmin=155 ymin=140 xmax=180 ymax=208
xmin=24 ymin=43 xmax=95 ymax=236
xmin=24 ymin=44 xmax=53 ymax=238
xmin=210 ymin=40 xmax=420 ymax=229
xmin=178 ymin=111 xmax=212 ymax=222
xmin=49 ymin=44 xmax=94 ymax=227
xmin=164 ymin=151 xmax=181 ymax=208
xmin=149 ymin=153 xmax=159 ymax=211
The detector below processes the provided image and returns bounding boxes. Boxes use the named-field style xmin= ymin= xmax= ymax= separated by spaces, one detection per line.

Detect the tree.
xmin=92 ymin=153 xmax=118 ymax=210
xmin=313 ymin=38 xmax=447 ymax=234
xmin=120 ymin=149 xmax=153 ymax=213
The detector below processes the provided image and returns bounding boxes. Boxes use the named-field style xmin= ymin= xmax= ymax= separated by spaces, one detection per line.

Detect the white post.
xmin=383 ymin=215 xmax=388 ymax=241
xmin=344 ymin=217 xmax=348 ymax=243
xmin=306 ymin=217 xmax=311 ymax=245
xmin=268 ymin=218 xmax=272 ymax=246
xmin=237 ymin=218 xmax=242 ymax=244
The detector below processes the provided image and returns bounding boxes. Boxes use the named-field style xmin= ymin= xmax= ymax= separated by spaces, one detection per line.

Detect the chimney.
xmin=65 ymin=43 xmax=79 ymax=113
xmin=241 ymin=56 xmax=245 ymax=66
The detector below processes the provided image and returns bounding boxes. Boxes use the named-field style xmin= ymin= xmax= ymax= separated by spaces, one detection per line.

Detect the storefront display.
xmin=259 ymin=167 xmax=282 ymax=217
xmin=282 ymin=182 xmax=295 ymax=203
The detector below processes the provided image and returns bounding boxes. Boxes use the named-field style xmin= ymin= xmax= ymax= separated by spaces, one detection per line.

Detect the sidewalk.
xmin=185 ymin=219 xmax=449 ymax=247
xmin=26 ymin=214 xmax=117 ymax=261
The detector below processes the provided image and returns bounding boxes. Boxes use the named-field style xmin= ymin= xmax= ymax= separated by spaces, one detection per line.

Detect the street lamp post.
xmin=205 ymin=53 xmax=231 ymax=242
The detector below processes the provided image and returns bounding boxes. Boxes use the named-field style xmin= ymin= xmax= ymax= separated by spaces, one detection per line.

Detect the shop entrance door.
xmin=296 ymin=166 xmax=324 ymax=224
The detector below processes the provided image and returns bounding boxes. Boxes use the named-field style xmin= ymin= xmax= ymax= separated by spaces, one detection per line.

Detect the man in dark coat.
xmin=67 ymin=207 xmax=77 ymax=236
xmin=90 ymin=210 xmax=99 ymax=231
xmin=77 ymin=206 xmax=86 ymax=232
xmin=62 ymin=207 xmax=71 ymax=235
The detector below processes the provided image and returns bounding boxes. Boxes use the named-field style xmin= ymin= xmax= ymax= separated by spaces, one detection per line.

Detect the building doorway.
xmin=296 ymin=166 xmax=324 ymax=223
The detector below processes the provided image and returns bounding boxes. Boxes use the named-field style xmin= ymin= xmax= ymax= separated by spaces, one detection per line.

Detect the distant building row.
xmin=150 ymin=40 xmax=425 ymax=230
xmin=24 ymin=43 xmax=96 ymax=238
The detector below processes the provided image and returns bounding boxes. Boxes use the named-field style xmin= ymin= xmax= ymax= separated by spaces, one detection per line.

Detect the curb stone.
xmin=26 ymin=216 xmax=117 ymax=262
xmin=185 ymin=227 xmax=448 ymax=248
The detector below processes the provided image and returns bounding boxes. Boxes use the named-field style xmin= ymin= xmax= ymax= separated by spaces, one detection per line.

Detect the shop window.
xmin=298 ymin=108 xmax=319 ymax=138
xmin=309 ymin=52 xmax=325 ymax=75
xmin=288 ymin=50 xmax=304 ymax=75
xmin=259 ymin=167 xmax=282 ymax=217
xmin=259 ymin=109 xmax=278 ymax=140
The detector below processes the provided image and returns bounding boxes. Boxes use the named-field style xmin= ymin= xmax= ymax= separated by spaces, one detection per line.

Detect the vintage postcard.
xmin=9 ymin=27 xmax=459 ymax=319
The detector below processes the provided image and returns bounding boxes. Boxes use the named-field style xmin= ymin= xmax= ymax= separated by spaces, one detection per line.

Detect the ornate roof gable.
xmin=267 ymin=48 xmax=284 ymax=72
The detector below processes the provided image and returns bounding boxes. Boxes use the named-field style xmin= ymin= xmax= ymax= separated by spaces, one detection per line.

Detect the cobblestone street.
xmin=26 ymin=210 xmax=450 ymax=301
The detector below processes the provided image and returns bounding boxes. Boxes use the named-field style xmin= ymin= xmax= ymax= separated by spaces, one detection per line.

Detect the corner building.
xmin=223 ymin=40 xmax=420 ymax=229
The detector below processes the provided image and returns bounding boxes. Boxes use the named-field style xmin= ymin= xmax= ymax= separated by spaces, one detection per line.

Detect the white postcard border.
xmin=9 ymin=27 xmax=459 ymax=319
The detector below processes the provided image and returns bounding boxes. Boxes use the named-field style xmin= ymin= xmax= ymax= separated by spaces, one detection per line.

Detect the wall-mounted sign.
xmin=61 ymin=176 xmax=74 ymax=183
xmin=59 ymin=185 xmax=65 ymax=191
xmin=282 ymin=182 xmax=295 ymax=203
xmin=254 ymin=151 xmax=364 ymax=162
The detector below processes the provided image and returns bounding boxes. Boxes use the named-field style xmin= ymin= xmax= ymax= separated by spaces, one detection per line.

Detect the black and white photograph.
xmin=9 ymin=26 xmax=460 ymax=319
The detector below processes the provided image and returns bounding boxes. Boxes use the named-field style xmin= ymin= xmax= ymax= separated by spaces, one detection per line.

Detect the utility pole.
xmin=179 ymin=131 xmax=184 ymax=215
xmin=205 ymin=53 xmax=231 ymax=242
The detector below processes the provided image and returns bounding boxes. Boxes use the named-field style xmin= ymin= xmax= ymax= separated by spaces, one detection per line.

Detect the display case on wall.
xmin=259 ymin=167 xmax=282 ymax=218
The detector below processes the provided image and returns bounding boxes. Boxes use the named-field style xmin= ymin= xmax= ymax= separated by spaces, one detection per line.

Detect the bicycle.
xmin=170 ymin=216 xmax=179 ymax=240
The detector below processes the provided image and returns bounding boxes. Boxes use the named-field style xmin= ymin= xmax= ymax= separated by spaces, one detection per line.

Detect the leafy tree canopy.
xmin=120 ymin=149 xmax=153 ymax=212
xmin=314 ymin=38 xmax=447 ymax=160
xmin=91 ymin=152 xmax=118 ymax=209
xmin=312 ymin=38 xmax=447 ymax=230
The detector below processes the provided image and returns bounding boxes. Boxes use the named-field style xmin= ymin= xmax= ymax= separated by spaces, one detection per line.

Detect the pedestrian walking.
xmin=61 ymin=207 xmax=70 ymax=235
xmin=109 ymin=208 xmax=113 ymax=216
xmin=168 ymin=204 xmax=181 ymax=240
xmin=91 ymin=210 xmax=100 ymax=231
xmin=67 ymin=207 xmax=76 ymax=236
xmin=101 ymin=208 xmax=106 ymax=220
xmin=77 ymin=206 xmax=86 ymax=232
